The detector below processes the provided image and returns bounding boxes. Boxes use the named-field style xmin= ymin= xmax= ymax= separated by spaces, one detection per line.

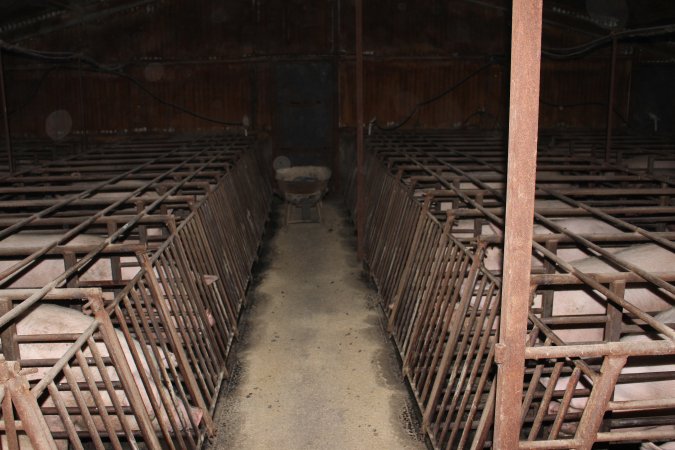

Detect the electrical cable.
xmin=542 ymin=23 xmax=675 ymax=59
xmin=539 ymin=99 xmax=630 ymax=126
xmin=7 ymin=28 xmax=663 ymax=131
xmin=8 ymin=65 xmax=61 ymax=115
xmin=0 ymin=39 xmax=124 ymax=70
xmin=1 ymin=41 xmax=243 ymax=126
xmin=461 ymin=109 xmax=500 ymax=129
xmin=538 ymin=99 xmax=668 ymax=143
xmin=373 ymin=24 xmax=675 ymax=132
xmin=83 ymin=67 xmax=243 ymax=126
xmin=373 ymin=59 xmax=498 ymax=131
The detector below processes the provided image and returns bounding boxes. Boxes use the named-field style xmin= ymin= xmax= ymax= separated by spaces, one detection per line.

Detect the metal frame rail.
xmin=345 ymin=129 xmax=675 ymax=449
xmin=0 ymin=137 xmax=86 ymax=176
xmin=0 ymin=134 xmax=271 ymax=449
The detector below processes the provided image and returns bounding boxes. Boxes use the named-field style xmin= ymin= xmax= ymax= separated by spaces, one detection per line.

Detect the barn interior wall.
xmin=2 ymin=0 xmax=631 ymax=139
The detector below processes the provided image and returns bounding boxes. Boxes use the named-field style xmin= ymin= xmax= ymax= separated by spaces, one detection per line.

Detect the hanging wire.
xmin=541 ymin=23 xmax=675 ymax=59
xmin=0 ymin=40 xmax=243 ymax=126
xmin=372 ymin=59 xmax=499 ymax=131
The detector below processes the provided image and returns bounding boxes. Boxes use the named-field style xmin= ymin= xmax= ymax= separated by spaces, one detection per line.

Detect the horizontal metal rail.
xmin=0 ymin=133 xmax=272 ymax=449
xmin=349 ymin=130 xmax=675 ymax=449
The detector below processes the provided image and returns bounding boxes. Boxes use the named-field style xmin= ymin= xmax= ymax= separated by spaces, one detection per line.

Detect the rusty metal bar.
xmin=605 ymin=36 xmax=618 ymax=163
xmin=0 ymin=137 xmax=270 ymax=446
xmin=595 ymin=429 xmax=675 ymax=442
xmin=77 ymin=59 xmax=88 ymax=153
xmin=525 ymin=339 xmax=675 ymax=359
xmin=532 ymin=242 xmax=675 ymax=340
xmin=1 ymin=383 xmax=18 ymax=450
xmin=494 ymin=2 xmax=543 ymax=449
xmin=0 ymin=50 xmax=13 ymax=174
xmin=45 ymin=382 xmax=83 ymax=450
xmin=608 ymin=397 xmax=675 ymax=411
xmin=0 ymin=139 xmax=191 ymax=242
xmin=574 ymin=355 xmax=626 ymax=450
xmin=354 ymin=125 xmax=672 ymax=442
xmin=138 ymin=254 xmax=215 ymax=436
xmin=0 ymin=147 xmax=223 ymax=328
xmin=119 ymin=287 xmax=188 ymax=448
xmin=394 ymin=140 xmax=675 ymax=340
xmin=355 ymin=128 xmax=675 ymax=446
xmin=89 ymin=291 xmax=162 ymax=449
xmin=531 ymin=270 xmax=675 ymax=285
xmin=0 ymin=298 xmax=19 ymax=361
xmin=4 ymin=365 xmax=57 ymax=450
xmin=86 ymin=336 xmax=138 ymax=445
xmin=355 ymin=0 xmax=366 ymax=260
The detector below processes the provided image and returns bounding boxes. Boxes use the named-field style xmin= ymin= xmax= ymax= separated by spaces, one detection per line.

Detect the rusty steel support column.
xmin=605 ymin=36 xmax=617 ymax=162
xmin=574 ymin=355 xmax=627 ymax=450
xmin=0 ymin=50 xmax=14 ymax=174
xmin=138 ymin=254 xmax=216 ymax=436
xmin=1 ymin=360 xmax=57 ymax=450
xmin=77 ymin=59 xmax=88 ymax=153
xmin=90 ymin=293 xmax=162 ymax=450
xmin=355 ymin=0 xmax=366 ymax=261
xmin=494 ymin=1 xmax=543 ymax=449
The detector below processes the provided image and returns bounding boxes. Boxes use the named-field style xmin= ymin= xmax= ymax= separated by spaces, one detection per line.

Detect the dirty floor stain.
xmin=207 ymin=198 xmax=424 ymax=450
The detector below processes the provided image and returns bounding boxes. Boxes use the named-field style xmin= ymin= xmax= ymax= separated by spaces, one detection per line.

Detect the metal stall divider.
xmin=0 ymin=135 xmax=272 ymax=448
xmin=0 ymin=288 xmax=162 ymax=449
xmin=349 ymin=127 xmax=675 ymax=449
xmin=357 ymin=156 xmax=502 ymax=448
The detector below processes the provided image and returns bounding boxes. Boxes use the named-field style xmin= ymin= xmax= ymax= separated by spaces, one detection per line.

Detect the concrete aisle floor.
xmin=208 ymin=198 xmax=425 ymax=450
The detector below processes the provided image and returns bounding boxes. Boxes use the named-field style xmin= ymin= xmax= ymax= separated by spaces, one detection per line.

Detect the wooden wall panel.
xmin=338 ymin=58 xmax=629 ymax=130
xmin=6 ymin=62 xmax=256 ymax=137
xmin=2 ymin=0 xmax=631 ymax=138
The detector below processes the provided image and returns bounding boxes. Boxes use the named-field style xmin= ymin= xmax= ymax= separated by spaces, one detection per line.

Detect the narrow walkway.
xmin=209 ymin=199 xmax=424 ymax=449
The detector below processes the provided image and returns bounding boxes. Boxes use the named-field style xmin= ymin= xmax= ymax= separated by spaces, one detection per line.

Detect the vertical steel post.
xmin=0 ymin=360 xmax=57 ymax=450
xmin=355 ymin=0 xmax=366 ymax=260
xmin=138 ymin=254 xmax=216 ymax=435
xmin=77 ymin=59 xmax=88 ymax=153
xmin=0 ymin=298 xmax=20 ymax=361
xmin=494 ymin=1 xmax=543 ymax=449
xmin=90 ymin=292 xmax=162 ymax=450
xmin=574 ymin=356 xmax=627 ymax=450
xmin=0 ymin=50 xmax=14 ymax=174
xmin=605 ymin=36 xmax=618 ymax=162
xmin=76 ymin=25 xmax=88 ymax=154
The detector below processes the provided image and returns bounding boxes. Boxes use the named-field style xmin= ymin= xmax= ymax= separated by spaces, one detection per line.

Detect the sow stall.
xmin=0 ymin=134 xmax=271 ymax=448
xmin=346 ymin=130 xmax=675 ymax=449
xmin=0 ymin=137 xmax=83 ymax=176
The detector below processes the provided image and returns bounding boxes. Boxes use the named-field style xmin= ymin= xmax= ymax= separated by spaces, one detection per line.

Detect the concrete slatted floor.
xmin=208 ymin=199 xmax=425 ymax=449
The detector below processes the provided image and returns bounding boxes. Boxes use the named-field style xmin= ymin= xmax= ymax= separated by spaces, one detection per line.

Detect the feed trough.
xmin=275 ymin=165 xmax=331 ymax=223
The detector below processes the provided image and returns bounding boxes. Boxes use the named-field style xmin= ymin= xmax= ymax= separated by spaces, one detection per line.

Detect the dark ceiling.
xmin=0 ymin=0 xmax=156 ymax=38
xmin=1 ymin=0 xmax=675 ymax=55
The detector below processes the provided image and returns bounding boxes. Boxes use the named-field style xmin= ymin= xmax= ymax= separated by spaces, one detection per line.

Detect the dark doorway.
xmin=630 ymin=64 xmax=675 ymax=134
xmin=273 ymin=61 xmax=337 ymax=168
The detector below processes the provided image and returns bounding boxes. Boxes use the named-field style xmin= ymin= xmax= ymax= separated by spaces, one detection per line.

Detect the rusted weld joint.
xmin=0 ymin=359 xmax=36 ymax=394
xmin=422 ymin=192 xmax=433 ymax=211
xmin=445 ymin=211 xmax=456 ymax=229
xmin=494 ymin=343 xmax=507 ymax=365
xmin=475 ymin=239 xmax=488 ymax=255
xmin=166 ymin=215 xmax=178 ymax=234
xmin=0 ymin=359 xmax=21 ymax=384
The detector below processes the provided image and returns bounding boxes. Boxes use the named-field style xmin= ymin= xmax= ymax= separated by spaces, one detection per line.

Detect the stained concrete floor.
xmin=207 ymin=198 xmax=425 ymax=450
